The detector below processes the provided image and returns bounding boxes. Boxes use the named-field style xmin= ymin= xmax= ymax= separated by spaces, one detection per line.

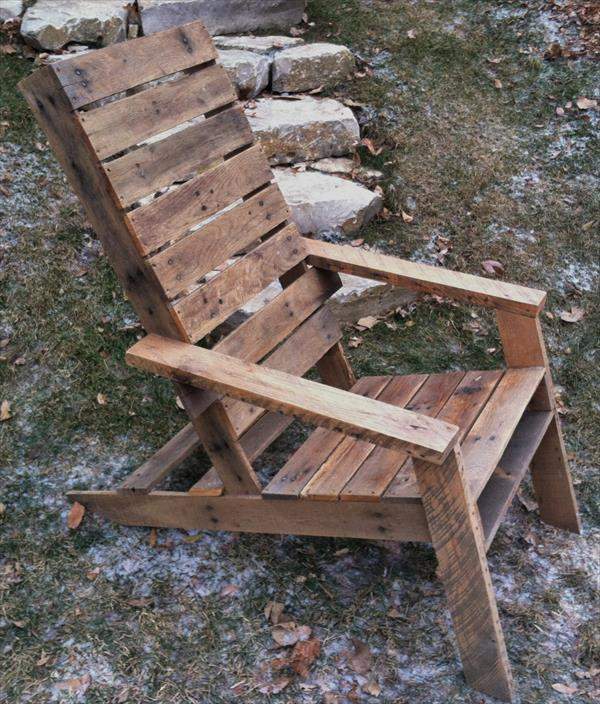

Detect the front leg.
xmin=414 ymin=448 xmax=515 ymax=702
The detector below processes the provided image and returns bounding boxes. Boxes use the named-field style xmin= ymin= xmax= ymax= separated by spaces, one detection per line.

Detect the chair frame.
xmin=19 ymin=22 xmax=581 ymax=702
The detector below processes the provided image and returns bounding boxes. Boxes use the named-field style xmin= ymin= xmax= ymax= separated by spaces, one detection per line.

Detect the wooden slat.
xmin=478 ymin=411 xmax=553 ymax=550
xmin=462 ymin=366 xmax=546 ymax=498
xmin=304 ymin=238 xmax=546 ymax=317
xmin=106 ymin=105 xmax=253 ymax=207
xmin=18 ymin=67 xmax=182 ymax=339
xmin=82 ymin=63 xmax=236 ymax=160
xmin=52 ymin=21 xmax=218 ymax=109
xmin=262 ymin=377 xmax=392 ymax=499
xmin=150 ymin=184 xmax=289 ymax=298
xmin=224 ymin=306 xmax=343 ymax=435
xmin=303 ymin=375 xmax=428 ymax=501
xmin=172 ymin=224 xmax=306 ymax=342
xmin=67 ymin=490 xmax=431 ymax=542
xmin=129 ymin=144 xmax=272 ymax=255
xmin=118 ymin=424 xmax=200 ymax=494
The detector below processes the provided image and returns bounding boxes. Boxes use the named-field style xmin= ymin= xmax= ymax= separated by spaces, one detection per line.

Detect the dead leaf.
xmin=406 ymin=29 xmax=417 ymax=39
xmin=494 ymin=78 xmax=503 ymax=89
xmin=126 ymin=597 xmax=153 ymax=608
xmin=220 ymin=583 xmax=239 ymax=598
xmin=349 ymin=638 xmax=372 ymax=674
xmin=258 ymin=678 xmax=290 ymax=694
xmin=289 ymin=638 xmax=321 ymax=677
xmin=363 ymin=680 xmax=381 ymax=696
xmin=348 ymin=336 xmax=363 ymax=348
xmin=576 ymin=97 xmax=597 ymax=110
xmin=360 ymin=137 xmax=383 ymax=155
xmin=356 ymin=315 xmax=379 ymax=330
xmin=289 ymin=26 xmax=306 ymax=37
xmin=67 ymin=502 xmax=85 ymax=530
xmin=487 ymin=56 xmax=502 ymax=64
xmin=556 ymin=106 xmax=565 ymax=116
xmin=96 ymin=392 xmax=108 ymax=405
xmin=264 ymin=600 xmax=286 ymax=625
xmin=559 ymin=307 xmax=585 ymax=323
xmin=36 ymin=651 xmax=52 ymax=666
xmin=0 ymin=44 xmax=16 ymax=55
xmin=481 ymin=259 xmax=505 ymax=276
xmin=0 ymin=400 xmax=12 ymax=421
xmin=401 ymin=210 xmax=413 ymax=223
xmin=271 ymin=622 xmax=311 ymax=647
xmin=86 ymin=567 xmax=101 ymax=580
xmin=0 ymin=338 xmax=9 ymax=348
xmin=387 ymin=607 xmax=402 ymax=619
xmin=11 ymin=620 xmax=26 ymax=628
xmin=551 ymin=683 xmax=578 ymax=695
xmin=350 ymin=238 xmax=364 ymax=247
xmin=55 ymin=674 xmax=92 ymax=693
xmin=517 ymin=490 xmax=538 ymax=513
xmin=149 ymin=527 xmax=158 ymax=548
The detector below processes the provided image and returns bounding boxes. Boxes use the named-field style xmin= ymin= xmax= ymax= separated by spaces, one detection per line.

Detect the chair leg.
xmin=415 ymin=449 xmax=515 ymax=702
xmin=530 ymin=413 xmax=581 ymax=533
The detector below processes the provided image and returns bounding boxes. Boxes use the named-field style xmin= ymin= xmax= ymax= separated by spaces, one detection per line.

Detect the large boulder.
xmin=20 ymin=0 xmax=128 ymax=51
xmin=213 ymin=34 xmax=304 ymax=54
xmin=272 ymin=43 xmax=355 ymax=93
xmin=139 ymin=0 xmax=306 ymax=36
xmin=217 ymin=49 xmax=270 ymax=99
xmin=246 ymin=96 xmax=360 ymax=164
xmin=274 ymin=169 xmax=382 ymax=235
xmin=0 ymin=0 xmax=23 ymax=21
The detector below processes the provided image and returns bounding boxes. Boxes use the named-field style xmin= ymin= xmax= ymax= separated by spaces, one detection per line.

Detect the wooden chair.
xmin=20 ymin=21 xmax=581 ymax=701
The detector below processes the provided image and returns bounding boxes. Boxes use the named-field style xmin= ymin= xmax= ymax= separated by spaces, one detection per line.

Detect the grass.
xmin=1 ymin=1 xmax=599 ymax=702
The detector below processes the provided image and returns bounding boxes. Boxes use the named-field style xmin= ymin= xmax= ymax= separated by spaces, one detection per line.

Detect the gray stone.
xmin=20 ymin=0 xmax=128 ymax=51
xmin=309 ymin=157 xmax=356 ymax=175
xmin=217 ymin=49 xmax=270 ymax=99
xmin=0 ymin=0 xmax=23 ymax=21
xmin=274 ymin=169 xmax=382 ymax=235
xmin=139 ymin=0 xmax=306 ymax=36
xmin=213 ymin=34 xmax=304 ymax=54
xmin=272 ymin=43 xmax=354 ymax=93
xmin=246 ymin=96 xmax=360 ymax=164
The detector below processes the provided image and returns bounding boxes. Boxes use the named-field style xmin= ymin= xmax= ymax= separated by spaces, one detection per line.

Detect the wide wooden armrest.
xmin=303 ymin=238 xmax=546 ymax=317
xmin=126 ymin=334 xmax=460 ymax=464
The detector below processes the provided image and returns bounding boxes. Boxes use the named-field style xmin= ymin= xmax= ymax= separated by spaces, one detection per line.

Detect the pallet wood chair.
xmin=19 ymin=21 xmax=581 ymax=702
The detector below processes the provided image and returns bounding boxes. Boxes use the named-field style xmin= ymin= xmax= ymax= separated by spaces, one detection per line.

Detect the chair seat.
xmin=263 ymin=367 xmax=549 ymax=503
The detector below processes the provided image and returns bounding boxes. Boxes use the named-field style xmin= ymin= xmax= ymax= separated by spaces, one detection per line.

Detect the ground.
xmin=1 ymin=1 xmax=599 ymax=702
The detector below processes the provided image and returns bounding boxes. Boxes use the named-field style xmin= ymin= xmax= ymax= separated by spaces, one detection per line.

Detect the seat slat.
xmin=149 ymin=184 xmax=289 ymax=298
xmin=82 ymin=63 xmax=236 ymax=160
xmin=302 ymin=375 xmax=428 ymax=501
xmin=172 ymin=224 xmax=306 ymax=342
xmin=383 ymin=370 xmax=502 ymax=501
xmin=106 ymin=105 xmax=253 ymax=207
xmin=262 ymin=376 xmax=392 ymax=499
xmin=463 ymin=366 xmax=546 ymax=498
xmin=53 ymin=22 xmax=217 ymax=109
xmin=129 ymin=144 xmax=272 ymax=255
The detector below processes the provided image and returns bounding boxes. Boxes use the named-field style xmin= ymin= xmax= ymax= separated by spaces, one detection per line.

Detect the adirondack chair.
xmin=19 ymin=21 xmax=581 ymax=702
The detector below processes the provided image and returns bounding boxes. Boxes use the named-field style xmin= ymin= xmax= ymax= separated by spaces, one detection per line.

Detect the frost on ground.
xmin=1 ymin=0 xmax=599 ymax=703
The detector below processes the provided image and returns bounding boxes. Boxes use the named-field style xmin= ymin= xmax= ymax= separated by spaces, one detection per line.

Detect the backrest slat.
xmin=105 ymin=105 xmax=253 ymax=207
xmin=172 ymin=224 xmax=306 ymax=342
xmin=52 ymin=22 xmax=217 ymax=109
xmin=129 ymin=144 xmax=272 ymax=255
xmin=81 ymin=63 xmax=237 ymax=160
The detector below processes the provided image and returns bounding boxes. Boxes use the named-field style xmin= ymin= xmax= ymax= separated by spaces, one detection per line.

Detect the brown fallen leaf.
xmin=551 ymin=682 xmax=578 ymax=695
xmin=67 ymin=502 xmax=85 ymax=530
xmin=494 ymin=78 xmax=503 ymax=89
xmin=149 ymin=527 xmax=158 ymax=548
xmin=556 ymin=106 xmax=565 ymax=116
xmin=363 ymin=680 xmax=381 ymax=696
xmin=289 ymin=638 xmax=321 ymax=677
xmin=481 ymin=259 xmax=505 ymax=276
xmin=406 ymin=29 xmax=417 ymax=39
xmin=400 ymin=210 xmax=413 ymax=223
xmin=220 ymin=583 xmax=239 ymax=598
xmin=264 ymin=600 xmax=286 ymax=625
xmin=55 ymin=674 xmax=92 ymax=694
xmin=360 ymin=137 xmax=383 ymax=156
xmin=96 ymin=392 xmax=108 ymax=405
xmin=0 ymin=400 xmax=12 ymax=421
xmin=350 ymin=238 xmax=364 ymax=247
xmin=126 ymin=597 xmax=153 ymax=608
xmin=271 ymin=622 xmax=311 ymax=647
xmin=349 ymin=638 xmax=372 ymax=674
xmin=348 ymin=336 xmax=363 ymax=348
xmin=576 ymin=97 xmax=597 ymax=110
xmin=258 ymin=677 xmax=290 ymax=694
xmin=559 ymin=307 xmax=585 ymax=323
xmin=355 ymin=315 xmax=380 ymax=330
xmin=86 ymin=567 xmax=101 ymax=580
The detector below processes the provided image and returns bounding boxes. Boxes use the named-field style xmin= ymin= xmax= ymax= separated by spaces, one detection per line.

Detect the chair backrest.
xmin=19 ymin=21 xmax=343 ymax=370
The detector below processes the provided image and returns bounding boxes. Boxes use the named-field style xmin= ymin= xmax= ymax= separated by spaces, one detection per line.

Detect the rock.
xmin=20 ymin=0 xmax=128 ymax=51
xmin=214 ymin=35 xmax=304 ymax=54
xmin=217 ymin=49 xmax=270 ymax=99
xmin=0 ymin=0 xmax=23 ymax=21
xmin=272 ymin=43 xmax=354 ymax=93
xmin=274 ymin=169 xmax=382 ymax=235
xmin=43 ymin=45 xmax=93 ymax=64
xmin=139 ymin=0 xmax=306 ymax=36
xmin=246 ymin=96 xmax=360 ymax=164
xmin=309 ymin=157 xmax=356 ymax=175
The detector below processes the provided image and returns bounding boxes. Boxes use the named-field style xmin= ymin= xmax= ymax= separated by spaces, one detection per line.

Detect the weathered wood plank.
xmin=478 ymin=411 xmax=553 ymax=549
xmin=129 ymin=144 xmax=272 ymax=255
xmin=82 ymin=63 xmax=236 ymax=159
xmin=305 ymin=238 xmax=546 ymax=316
xmin=150 ymin=184 xmax=290 ymax=298
xmin=106 ymin=105 xmax=253 ymax=207
xmin=462 ymin=366 xmax=546 ymax=498
xmin=67 ymin=490 xmax=430 ymax=541
xmin=315 ymin=342 xmax=356 ymax=390
xmin=53 ymin=21 xmax=218 ymax=108
xmin=172 ymin=224 xmax=306 ymax=342
xmin=414 ymin=449 xmax=515 ymax=702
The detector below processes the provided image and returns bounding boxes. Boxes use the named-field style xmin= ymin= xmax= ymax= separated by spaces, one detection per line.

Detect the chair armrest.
xmin=303 ymin=238 xmax=546 ymax=317
xmin=126 ymin=334 xmax=460 ymax=464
